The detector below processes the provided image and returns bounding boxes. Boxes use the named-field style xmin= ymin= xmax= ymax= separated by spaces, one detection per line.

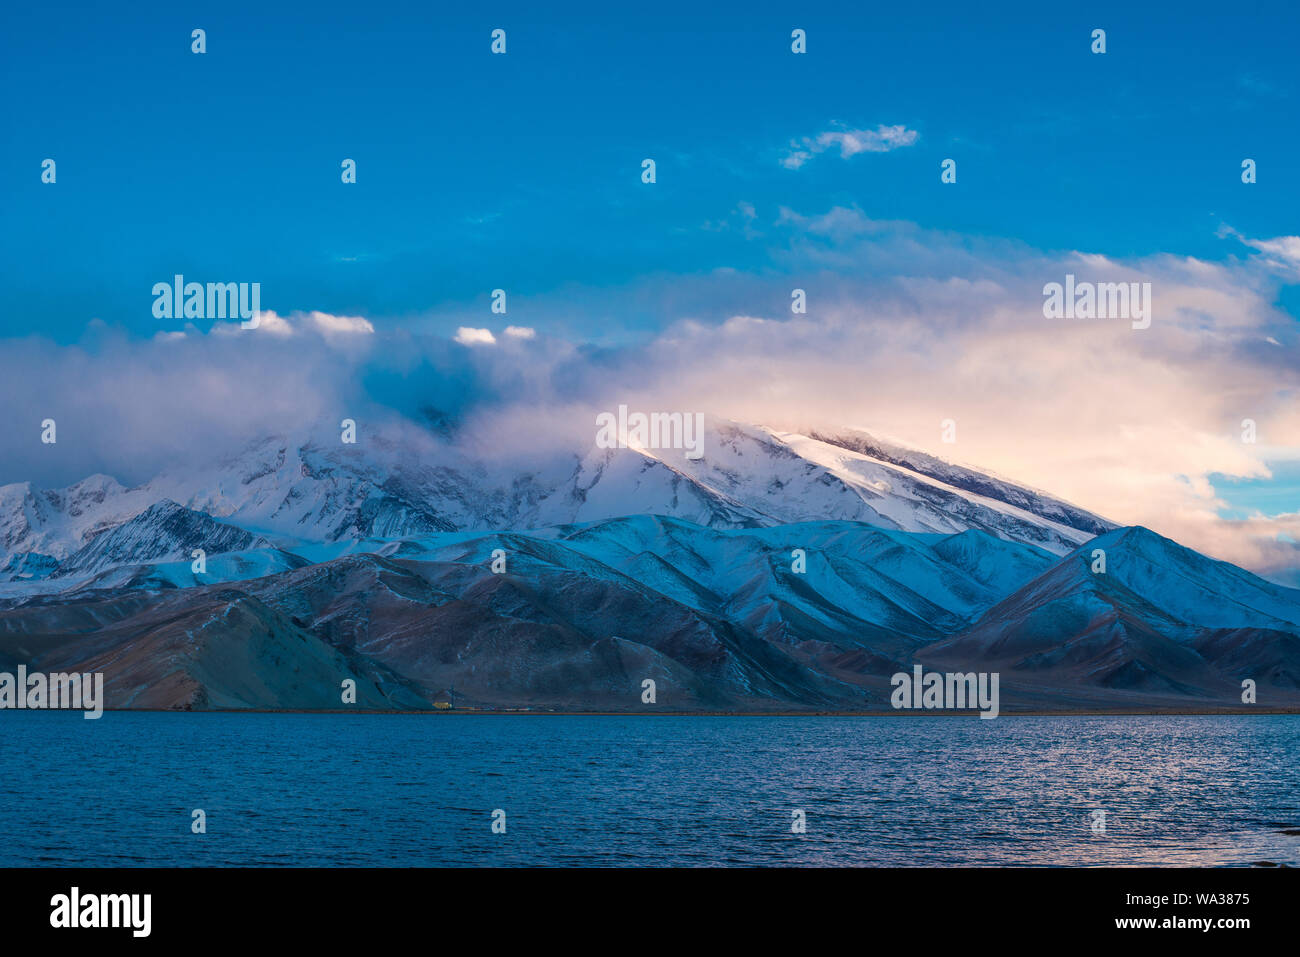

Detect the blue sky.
xmin=3 ymin=0 xmax=1297 ymax=341
xmin=1 ymin=0 xmax=1298 ymax=580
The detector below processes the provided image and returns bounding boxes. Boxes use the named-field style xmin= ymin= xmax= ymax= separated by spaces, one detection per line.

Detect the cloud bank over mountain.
xmin=1 ymin=210 xmax=1296 ymax=582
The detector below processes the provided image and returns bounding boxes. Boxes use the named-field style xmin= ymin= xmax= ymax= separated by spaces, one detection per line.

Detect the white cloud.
xmin=454 ymin=327 xmax=497 ymax=346
xmin=4 ymin=209 xmax=1298 ymax=583
xmin=304 ymin=311 xmax=375 ymax=336
xmin=246 ymin=310 xmax=294 ymax=337
xmin=782 ymin=124 xmax=919 ymax=169
xmin=208 ymin=309 xmax=373 ymax=341
xmin=504 ymin=326 xmax=536 ymax=339
xmin=1221 ymin=225 xmax=1300 ymax=278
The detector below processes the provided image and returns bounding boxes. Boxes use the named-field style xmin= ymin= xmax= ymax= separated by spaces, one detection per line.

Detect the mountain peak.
xmin=0 ymin=420 xmax=1155 ymax=583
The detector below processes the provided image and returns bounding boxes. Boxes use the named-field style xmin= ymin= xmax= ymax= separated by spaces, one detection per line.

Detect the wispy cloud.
xmin=782 ymin=124 xmax=919 ymax=169
xmin=1220 ymin=224 xmax=1300 ymax=279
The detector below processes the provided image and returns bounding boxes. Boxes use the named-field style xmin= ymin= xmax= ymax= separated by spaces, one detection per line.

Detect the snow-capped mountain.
xmin=51 ymin=501 xmax=270 ymax=579
xmin=2 ymin=516 xmax=1296 ymax=711
xmin=922 ymin=525 xmax=1300 ymax=697
xmin=0 ymin=420 xmax=1114 ymax=583
xmin=0 ymin=474 xmax=156 ymax=569
xmin=15 ymin=415 xmax=1291 ymax=712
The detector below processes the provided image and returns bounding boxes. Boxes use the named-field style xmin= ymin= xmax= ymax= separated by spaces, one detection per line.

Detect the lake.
xmin=2 ymin=713 xmax=1296 ymax=866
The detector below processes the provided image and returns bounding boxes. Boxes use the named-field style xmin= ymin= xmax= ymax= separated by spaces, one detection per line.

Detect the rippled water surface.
xmin=2 ymin=713 xmax=1297 ymax=866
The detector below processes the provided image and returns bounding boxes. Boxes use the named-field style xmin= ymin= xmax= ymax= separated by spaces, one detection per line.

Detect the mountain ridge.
xmin=0 ymin=420 xmax=1115 ymax=584
xmin=1 ymin=514 xmax=1296 ymax=711
xmin=1 ymin=420 xmax=1293 ymax=712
